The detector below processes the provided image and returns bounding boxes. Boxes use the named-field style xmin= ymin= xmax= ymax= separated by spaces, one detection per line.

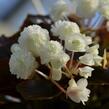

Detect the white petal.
xmin=79 ymin=66 xmax=94 ymax=78
xmin=51 ymin=68 xmax=62 ymax=81
xmin=77 ymin=78 xmax=88 ymax=89
xmin=68 ymin=78 xmax=77 ymax=88
xmin=79 ymin=53 xmax=95 ymax=66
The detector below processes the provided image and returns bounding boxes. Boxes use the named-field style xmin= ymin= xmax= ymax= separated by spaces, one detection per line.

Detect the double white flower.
xmin=50 ymin=52 xmax=70 ymax=69
xmin=65 ymin=33 xmax=89 ymax=52
xmin=18 ymin=25 xmax=49 ymax=57
xmin=67 ymin=78 xmax=90 ymax=105
xmin=79 ymin=66 xmax=94 ymax=78
xmin=51 ymin=20 xmax=93 ymax=52
xmin=73 ymin=0 xmax=99 ymax=18
xmin=51 ymin=20 xmax=80 ymax=40
xmin=40 ymin=40 xmax=70 ymax=81
xmin=9 ymin=46 xmax=38 ymax=79
xmin=40 ymin=40 xmax=63 ymax=64
xmin=50 ymin=0 xmax=68 ymax=21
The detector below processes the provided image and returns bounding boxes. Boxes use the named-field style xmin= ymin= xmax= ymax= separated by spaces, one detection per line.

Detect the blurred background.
xmin=0 ymin=0 xmax=103 ymax=37
xmin=0 ymin=0 xmax=55 ymax=37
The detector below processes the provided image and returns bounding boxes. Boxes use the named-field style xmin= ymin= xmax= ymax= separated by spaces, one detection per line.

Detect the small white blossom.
xmin=9 ymin=48 xmax=38 ymax=79
xmin=67 ymin=78 xmax=90 ymax=105
xmin=11 ymin=43 xmax=21 ymax=53
xmin=82 ymin=35 xmax=92 ymax=45
xmin=40 ymin=41 xmax=63 ymax=64
xmin=94 ymin=55 xmax=103 ymax=66
xmin=18 ymin=25 xmax=49 ymax=57
xmin=86 ymin=44 xmax=99 ymax=55
xmin=65 ymin=33 xmax=87 ymax=52
xmin=74 ymin=0 xmax=99 ymax=18
xmin=79 ymin=53 xmax=95 ymax=66
xmin=99 ymin=4 xmax=109 ymax=20
xmin=79 ymin=66 xmax=94 ymax=78
xmin=50 ymin=0 xmax=68 ymax=21
xmin=51 ymin=20 xmax=80 ymax=40
xmin=79 ymin=53 xmax=103 ymax=66
xmin=98 ymin=0 xmax=109 ymax=19
xmin=50 ymin=52 xmax=70 ymax=69
xmin=51 ymin=68 xmax=63 ymax=81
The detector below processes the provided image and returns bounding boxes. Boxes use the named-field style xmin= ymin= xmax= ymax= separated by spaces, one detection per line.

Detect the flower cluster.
xmin=9 ymin=0 xmax=107 ymax=105
xmin=9 ymin=21 xmax=103 ymax=105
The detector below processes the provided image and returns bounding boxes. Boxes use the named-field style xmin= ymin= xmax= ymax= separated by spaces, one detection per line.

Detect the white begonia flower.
xmin=51 ymin=68 xmax=63 ymax=81
xmin=11 ymin=43 xmax=21 ymax=53
xmin=40 ymin=41 xmax=63 ymax=64
xmin=79 ymin=66 xmax=94 ymax=78
xmin=9 ymin=48 xmax=38 ymax=79
xmin=94 ymin=55 xmax=103 ymax=66
xmin=79 ymin=53 xmax=103 ymax=66
xmin=86 ymin=44 xmax=99 ymax=55
xmin=65 ymin=33 xmax=87 ymax=52
xmin=82 ymin=35 xmax=92 ymax=45
xmin=79 ymin=53 xmax=95 ymax=66
xmin=51 ymin=20 xmax=80 ymax=40
xmin=50 ymin=52 xmax=70 ymax=69
xmin=75 ymin=0 xmax=99 ymax=18
xmin=98 ymin=0 xmax=109 ymax=19
xmin=50 ymin=0 xmax=68 ymax=21
xmin=18 ymin=25 xmax=50 ymax=57
xmin=99 ymin=3 xmax=109 ymax=20
xmin=67 ymin=78 xmax=90 ymax=105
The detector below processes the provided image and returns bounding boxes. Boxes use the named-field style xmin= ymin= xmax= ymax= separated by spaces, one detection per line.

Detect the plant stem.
xmin=69 ymin=51 xmax=74 ymax=69
xmin=50 ymin=79 xmax=66 ymax=94
xmin=64 ymin=65 xmax=72 ymax=76
xmin=35 ymin=69 xmax=49 ymax=80
xmin=35 ymin=69 xmax=66 ymax=94
xmin=71 ymin=61 xmax=80 ymax=75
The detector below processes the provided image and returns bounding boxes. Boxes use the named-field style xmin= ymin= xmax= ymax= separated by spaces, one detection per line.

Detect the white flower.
xmin=79 ymin=53 xmax=95 ymax=66
xmin=40 ymin=41 xmax=63 ymax=64
xmin=86 ymin=44 xmax=99 ymax=55
xmin=67 ymin=78 xmax=90 ymax=105
xmin=51 ymin=68 xmax=63 ymax=81
xmin=9 ymin=48 xmax=38 ymax=79
xmin=79 ymin=66 xmax=94 ymax=78
xmin=50 ymin=52 xmax=70 ymax=69
xmin=94 ymin=55 xmax=103 ymax=66
xmin=50 ymin=0 xmax=68 ymax=21
xmin=65 ymin=33 xmax=87 ymax=52
xmin=11 ymin=43 xmax=21 ymax=53
xmin=18 ymin=25 xmax=49 ymax=57
xmin=51 ymin=20 xmax=80 ymax=40
xmin=99 ymin=3 xmax=109 ymax=19
xmin=75 ymin=0 xmax=99 ymax=18
xmin=82 ymin=35 xmax=92 ymax=45
xmin=79 ymin=53 xmax=103 ymax=66
xmin=98 ymin=0 xmax=109 ymax=19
